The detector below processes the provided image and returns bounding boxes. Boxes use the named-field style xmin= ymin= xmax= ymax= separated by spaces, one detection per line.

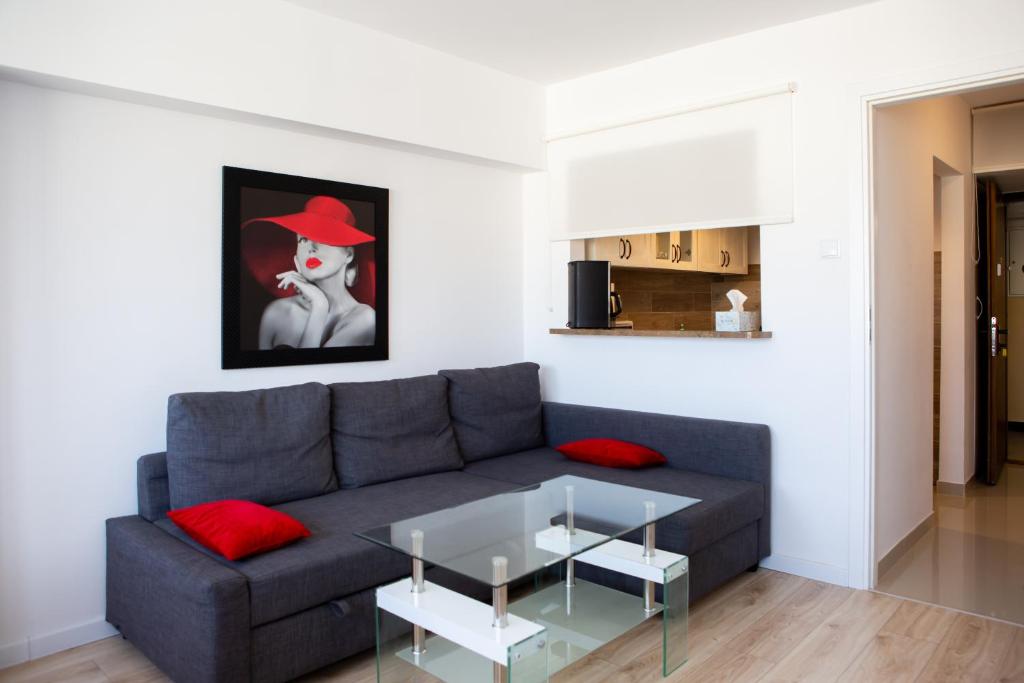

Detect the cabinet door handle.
xmin=625 ymin=239 xmax=632 ymax=259
xmin=671 ymin=244 xmax=678 ymax=262
xmin=725 ymin=250 xmax=731 ymax=267
xmin=720 ymin=250 xmax=726 ymax=267
xmin=618 ymin=238 xmax=625 ymax=258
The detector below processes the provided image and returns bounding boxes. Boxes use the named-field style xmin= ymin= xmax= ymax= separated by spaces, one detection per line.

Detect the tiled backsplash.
xmin=612 ymin=265 xmax=762 ymax=331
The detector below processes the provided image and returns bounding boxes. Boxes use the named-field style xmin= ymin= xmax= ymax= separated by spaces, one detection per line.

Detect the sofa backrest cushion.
xmin=166 ymin=382 xmax=337 ymax=509
xmin=330 ymin=375 xmax=463 ymax=488
xmin=439 ymin=362 xmax=543 ymax=461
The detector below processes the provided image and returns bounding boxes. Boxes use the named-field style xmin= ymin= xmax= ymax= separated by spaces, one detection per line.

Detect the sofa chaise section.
xmin=463 ymin=401 xmax=771 ymax=601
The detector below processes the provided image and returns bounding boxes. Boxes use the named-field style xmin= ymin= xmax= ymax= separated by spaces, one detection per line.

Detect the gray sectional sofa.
xmin=106 ymin=362 xmax=770 ymax=683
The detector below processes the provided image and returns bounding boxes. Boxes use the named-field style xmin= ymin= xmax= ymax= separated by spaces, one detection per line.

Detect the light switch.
xmin=819 ymin=239 xmax=841 ymax=258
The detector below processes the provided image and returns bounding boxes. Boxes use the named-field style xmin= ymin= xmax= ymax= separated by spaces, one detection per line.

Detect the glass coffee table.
xmin=357 ymin=475 xmax=699 ymax=682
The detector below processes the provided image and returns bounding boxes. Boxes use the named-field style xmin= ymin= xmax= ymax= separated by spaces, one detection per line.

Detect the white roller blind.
xmin=547 ymin=85 xmax=794 ymax=240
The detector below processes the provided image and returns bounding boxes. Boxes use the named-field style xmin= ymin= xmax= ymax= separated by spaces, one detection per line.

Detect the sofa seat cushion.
xmin=329 ymin=375 xmax=462 ymax=488
xmin=166 ymin=383 xmax=336 ymax=509
xmin=463 ymin=448 xmax=764 ymax=555
xmin=156 ymin=471 xmax=518 ymax=626
xmin=439 ymin=362 xmax=543 ymax=461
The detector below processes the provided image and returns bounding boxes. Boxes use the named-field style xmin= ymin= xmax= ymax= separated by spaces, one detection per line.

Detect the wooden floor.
xmin=3 ymin=569 xmax=1024 ymax=682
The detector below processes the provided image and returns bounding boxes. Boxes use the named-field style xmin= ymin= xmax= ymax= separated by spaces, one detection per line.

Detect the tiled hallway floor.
xmin=876 ymin=455 xmax=1024 ymax=624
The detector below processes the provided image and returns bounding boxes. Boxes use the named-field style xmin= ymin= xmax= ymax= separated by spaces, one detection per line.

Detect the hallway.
xmin=877 ymin=454 xmax=1024 ymax=624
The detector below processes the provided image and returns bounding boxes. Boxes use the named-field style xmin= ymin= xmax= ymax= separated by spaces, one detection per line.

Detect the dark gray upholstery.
xmin=439 ymin=362 xmax=543 ymax=461
xmin=250 ymin=589 xmax=376 ymax=683
xmin=542 ymin=401 xmax=771 ymax=558
xmin=155 ymin=471 xmax=518 ymax=626
xmin=166 ymin=383 xmax=337 ymax=509
xmin=106 ymin=516 xmax=250 ymax=683
xmin=463 ymin=447 xmax=763 ymax=554
xmin=137 ymin=452 xmax=170 ymax=521
xmin=329 ymin=375 xmax=462 ymax=488
xmin=250 ymin=568 xmax=492 ymax=683
xmin=109 ymin=376 xmax=771 ymax=683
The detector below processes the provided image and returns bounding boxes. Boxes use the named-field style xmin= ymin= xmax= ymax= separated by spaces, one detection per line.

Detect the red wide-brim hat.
xmin=241 ymin=196 xmax=376 ymax=305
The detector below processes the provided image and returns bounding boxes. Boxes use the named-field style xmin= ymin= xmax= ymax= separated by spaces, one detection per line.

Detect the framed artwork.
xmin=222 ymin=166 xmax=388 ymax=369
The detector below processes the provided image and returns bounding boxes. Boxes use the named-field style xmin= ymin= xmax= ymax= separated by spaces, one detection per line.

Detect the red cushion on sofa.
xmin=555 ymin=438 xmax=668 ymax=468
xmin=167 ymin=500 xmax=310 ymax=560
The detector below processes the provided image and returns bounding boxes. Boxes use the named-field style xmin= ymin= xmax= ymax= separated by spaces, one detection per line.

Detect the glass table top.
xmin=356 ymin=474 xmax=700 ymax=587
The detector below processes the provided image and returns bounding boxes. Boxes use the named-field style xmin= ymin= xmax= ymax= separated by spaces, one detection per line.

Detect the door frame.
xmin=849 ymin=52 xmax=1024 ymax=590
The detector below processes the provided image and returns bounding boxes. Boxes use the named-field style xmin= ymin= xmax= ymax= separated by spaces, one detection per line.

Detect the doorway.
xmin=871 ymin=84 xmax=1024 ymax=624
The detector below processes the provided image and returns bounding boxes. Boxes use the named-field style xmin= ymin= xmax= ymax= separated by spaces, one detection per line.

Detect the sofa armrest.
xmin=106 ymin=516 xmax=251 ymax=683
xmin=137 ymin=452 xmax=170 ymax=521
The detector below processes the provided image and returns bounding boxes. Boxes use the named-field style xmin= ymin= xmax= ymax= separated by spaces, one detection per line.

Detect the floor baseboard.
xmin=758 ymin=554 xmax=849 ymax=586
xmin=876 ymin=511 xmax=934 ymax=579
xmin=0 ymin=618 xmax=117 ymax=669
xmin=0 ymin=638 xmax=30 ymax=670
xmin=936 ymin=480 xmax=969 ymax=496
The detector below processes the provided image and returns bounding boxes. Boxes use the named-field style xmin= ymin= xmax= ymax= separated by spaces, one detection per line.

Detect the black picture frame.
xmin=222 ymin=166 xmax=389 ymax=369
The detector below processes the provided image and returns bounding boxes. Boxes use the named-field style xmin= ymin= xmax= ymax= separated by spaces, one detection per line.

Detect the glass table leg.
xmin=507 ymin=631 xmax=548 ymax=682
xmin=661 ymin=556 xmax=689 ymax=675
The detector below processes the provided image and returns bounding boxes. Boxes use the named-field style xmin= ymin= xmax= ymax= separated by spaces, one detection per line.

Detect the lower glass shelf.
xmin=509 ymin=579 xmax=659 ymax=674
xmin=376 ymin=572 xmax=687 ymax=682
xmin=376 ymin=620 xmax=547 ymax=683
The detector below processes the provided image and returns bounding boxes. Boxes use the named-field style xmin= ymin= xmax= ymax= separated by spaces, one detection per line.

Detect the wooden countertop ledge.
xmin=548 ymin=328 xmax=772 ymax=339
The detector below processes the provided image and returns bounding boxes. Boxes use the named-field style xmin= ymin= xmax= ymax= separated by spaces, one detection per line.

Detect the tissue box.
xmin=715 ymin=311 xmax=760 ymax=332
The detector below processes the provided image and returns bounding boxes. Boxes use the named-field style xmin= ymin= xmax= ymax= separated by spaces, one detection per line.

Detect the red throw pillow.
xmin=556 ymin=438 xmax=668 ymax=468
xmin=168 ymin=500 xmax=310 ymax=561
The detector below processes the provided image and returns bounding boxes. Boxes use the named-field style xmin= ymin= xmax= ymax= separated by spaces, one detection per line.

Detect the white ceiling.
xmin=286 ymin=0 xmax=878 ymax=84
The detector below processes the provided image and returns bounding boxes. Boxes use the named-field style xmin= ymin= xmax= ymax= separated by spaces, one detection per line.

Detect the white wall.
xmin=0 ymin=78 xmax=527 ymax=665
xmin=524 ymin=0 xmax=1024 ymax=586
xmin=873 ymin=96 xmax=973 ymax=562
xmin=0 ymin=0 xmax=544 ymax=170
xmin=0 ymin=0 xmax=545 ymax=666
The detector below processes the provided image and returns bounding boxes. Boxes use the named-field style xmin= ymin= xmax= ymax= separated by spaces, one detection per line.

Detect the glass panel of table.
xmin=357 ymin=475 xmax=698 ymax=682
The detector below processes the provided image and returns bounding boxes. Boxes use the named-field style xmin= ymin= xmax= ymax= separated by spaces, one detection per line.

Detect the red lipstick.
xmin=305 ymin=257 xmax=322 ymax=269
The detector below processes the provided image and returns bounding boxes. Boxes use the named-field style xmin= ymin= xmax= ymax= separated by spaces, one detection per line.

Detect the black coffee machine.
xmin=567 ymin=261 xmax=622 ymax=328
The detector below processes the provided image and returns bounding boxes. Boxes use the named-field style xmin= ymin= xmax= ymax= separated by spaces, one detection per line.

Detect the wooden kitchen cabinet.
xmin=588 ymin=236 xmax=623 ymax=262
xmin=696 ymin=229 xmax=725 ymax=272
xmin=720 ymin=227 xmax=748 ymax=274
xmin=695 ymin=227 xmax=748 ymax=274
xmin=586 ymin=227 xmax=746 ymax=274
xmin=651 ymin=231 xmax=696 ymax=270
xmin=586 ymin=234 xmax=651 ymax=266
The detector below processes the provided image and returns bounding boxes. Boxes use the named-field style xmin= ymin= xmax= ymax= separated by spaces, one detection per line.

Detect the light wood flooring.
xmin=4 ymin=569 xmax=1024 ymax=682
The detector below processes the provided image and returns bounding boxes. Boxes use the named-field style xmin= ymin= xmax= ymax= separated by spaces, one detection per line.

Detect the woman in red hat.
xmin=242 ymin=196 xmax=376 ymax=349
